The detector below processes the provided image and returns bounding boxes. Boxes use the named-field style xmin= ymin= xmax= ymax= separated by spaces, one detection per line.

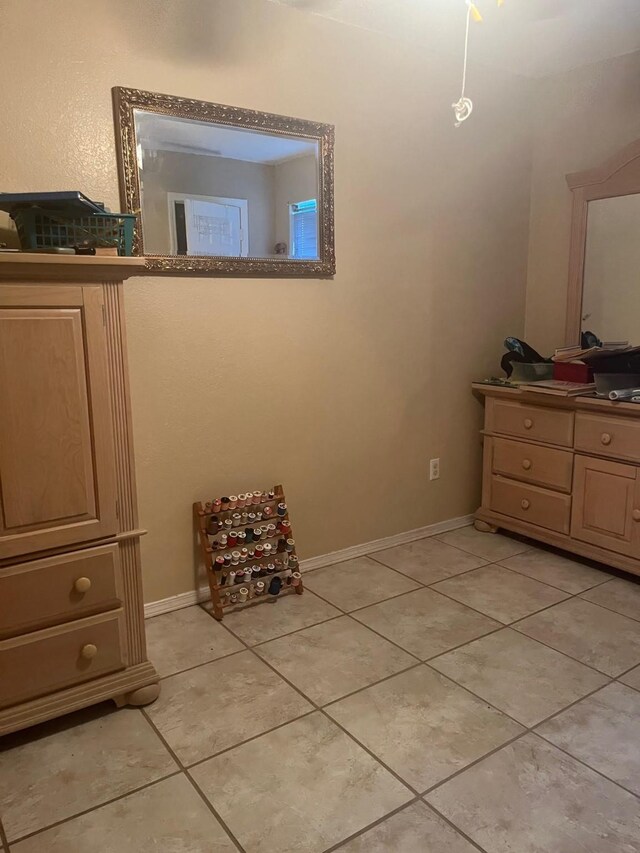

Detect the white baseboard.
xmin=299 ymin=514 xmax=474 ymax=572
xmin=143 ymin=514 xmax=473 ymax=618
xmin=144 ymin=588 xmax=209 ymax=619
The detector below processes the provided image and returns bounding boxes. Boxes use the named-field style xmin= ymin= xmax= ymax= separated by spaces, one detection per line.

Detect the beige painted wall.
xmin=525 ymin=50 xmax=640 ymax=353
xmin=0 ymin=0 xmax=532 ymax=603
xmin=141 ymin=150 xmax=276 ymax=256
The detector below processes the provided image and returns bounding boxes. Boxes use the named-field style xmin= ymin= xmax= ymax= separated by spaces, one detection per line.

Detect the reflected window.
xmin=290 ymin=199 xmax=318 ymax=260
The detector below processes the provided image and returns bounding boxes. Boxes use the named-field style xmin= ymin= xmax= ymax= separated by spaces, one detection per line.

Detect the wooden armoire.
xmin=0 ymin=254 xmax=159 ymax=736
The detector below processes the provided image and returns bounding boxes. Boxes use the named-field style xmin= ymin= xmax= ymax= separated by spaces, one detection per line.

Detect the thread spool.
xmin=248 ymin=513 xmax=256 ymax=524
xmin=221 ymin=497 xmax=230 ymax=510
xmin=285 ymin=538 xmax=295 ymax=553
xmin=228 ymin=531 xmax=238 ymax=547
xmin=215 ymin=556 xmax=225 ymax=571
xmin=232 ymin=513 xmax=242 ymax=527
xmin=230 ymin=593 xmax=238 ymax=604
xmin=238 ymin=587 xmax=249 ymax=603
xmin=237 ymin=493 xmax=247 ymax=508
xmin=268 ymin=490 xmax=276 ymax=501
xmin=267 ymin=562 xmax=276 ymax=575
xmin=255 ymin=580 xmax=265 ymax=596
xmin=277 ymin=502 xmax=287 ymax=517
xmin=228 ymin=495 xmax=238 ymax=509
xmin=255 ymin=544 xmax=264 ymax=559
xmin=252 ymin=491 xmax=262 ymax=505
xmin=277 ymin=538 xmax=286 ymax=553
xmin=285 ymin=569 xmax=293 ymax=585
xmin=229 ymin=570 xmax=236 ymax=586
xmin=245 ymin=528 xmax=254 ymax=543
xmin=291 ymin=571 xmax=302 ymax=587
xmin=268 ymin=576 xmax=282 ymax=596
xmin=235 ymin=569 xmax=245 ymax=584
xmin=219 ymin=533 xmax=228 ymax=549
xmin=256 ymin=512 xmax=263 ymax=521
xmin=289 ymin=554 xmax=299 ymax=569
xmin=224 ymin=518 xmax=233 ymax=530
xmin=263 ymin=505 xmax=274 ymax=518
xmin=223 ymin=554 xmax=232 ymax=567
xmin=231 ymin=551 xmax=241 ymax=566
xmin=248 ymin=584 xmax=255 ymax=599
xmin=213 ymin=498 xmax=222 ymax=512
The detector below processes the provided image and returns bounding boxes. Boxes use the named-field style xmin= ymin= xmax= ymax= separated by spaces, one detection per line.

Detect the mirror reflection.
xmin=582 ymin=194 xmax=640 ymax=342
xmin=134 ymin=110 xmax=320 ymax=260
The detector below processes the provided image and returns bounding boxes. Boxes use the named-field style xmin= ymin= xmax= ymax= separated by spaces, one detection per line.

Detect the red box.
xmin=553 ymin=362 xmax=594 ymax=383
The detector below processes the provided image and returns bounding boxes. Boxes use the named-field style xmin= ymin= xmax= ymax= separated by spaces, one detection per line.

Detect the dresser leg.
xmin=474 ymin=519 xmax=499 ymax=534
xmin=113 ymin=682 xmax=161 ymax=709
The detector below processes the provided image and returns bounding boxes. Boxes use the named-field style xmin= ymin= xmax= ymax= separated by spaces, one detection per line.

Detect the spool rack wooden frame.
xmin=194 ymin=484 xmax=303 ymax=620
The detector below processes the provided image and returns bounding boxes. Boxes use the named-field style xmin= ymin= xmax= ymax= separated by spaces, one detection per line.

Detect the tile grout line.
xmin=140 ymin=709 xmax=246 ymax=853
xmin=0 ymin=817 xmax=9 ymax=853
xmin=5 ymin=770 xmax=183 ymax=846
xmin=531 ymin=729 xmax=640 ymax=802
xmin=574 ymin=595 xmax=640 ymax=625
xmin=320 ymin=797 xmax=420 ymax=853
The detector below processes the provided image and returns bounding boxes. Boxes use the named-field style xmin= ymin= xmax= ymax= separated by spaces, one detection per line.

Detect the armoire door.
xmin=0 ymin=285 xmax=117 ymax=559
xmin=571 ymin=454 xmax=640 ymax=557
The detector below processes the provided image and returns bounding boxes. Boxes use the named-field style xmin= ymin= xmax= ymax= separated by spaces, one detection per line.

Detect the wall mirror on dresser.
xmin=565 ymin=137 xmax=640 ymax=344
xmin=113 ymin=87 xmax=335 ymax=277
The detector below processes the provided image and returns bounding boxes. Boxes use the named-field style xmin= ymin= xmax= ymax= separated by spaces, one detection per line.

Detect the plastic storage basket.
xmin=12 ymin=207 xmax=136 ymax=256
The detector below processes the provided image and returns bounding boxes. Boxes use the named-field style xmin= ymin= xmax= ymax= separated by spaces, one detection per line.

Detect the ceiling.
xmin=271 ymin=0 xmax=640 ymax=79
xmin=135 ymin=112 xmax=318 ymax=164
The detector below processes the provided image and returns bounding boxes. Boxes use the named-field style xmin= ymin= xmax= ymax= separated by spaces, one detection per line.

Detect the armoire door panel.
xmin=0 ymin=286 xmax=117 ymax=559
xmin=571 ymin=455 xmax=640 ymax=557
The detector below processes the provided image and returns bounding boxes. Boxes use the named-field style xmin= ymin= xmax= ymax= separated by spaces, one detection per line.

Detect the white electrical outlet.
xmin=429 ymin=458 xmax=440 ymax=481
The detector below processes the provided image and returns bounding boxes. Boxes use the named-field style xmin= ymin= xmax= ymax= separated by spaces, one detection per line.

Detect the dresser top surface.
xmin=0 ymin=253 xmax=146 ymax=282
xmin=472 ymin=382 xmax=640 ymax=418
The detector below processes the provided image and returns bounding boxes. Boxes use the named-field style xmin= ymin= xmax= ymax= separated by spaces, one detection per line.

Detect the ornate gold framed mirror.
xmin=565 ymin=138 xmax=640 ymax=344
xmin=112 ymin=87 xmax=335 ymax=277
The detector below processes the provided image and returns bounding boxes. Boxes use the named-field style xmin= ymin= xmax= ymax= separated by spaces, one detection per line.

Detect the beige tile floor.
xmin=2 ymin=526 xmax=640 ymax=852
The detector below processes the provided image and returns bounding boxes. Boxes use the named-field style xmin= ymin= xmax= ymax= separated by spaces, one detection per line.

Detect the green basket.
xmin=12 ymin=207 xmax=137 ymax=256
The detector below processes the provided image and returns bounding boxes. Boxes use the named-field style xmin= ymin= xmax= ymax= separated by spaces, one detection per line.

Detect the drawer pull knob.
xmin=80 ymin=643 xmax=98 ymax=660
xmin=633 ymin=510 xmax=640 ymax=522
xmin=523 ymin=418 xmax=533 ymax=430
xmin=74 ymin=577 xmax=92 ymax=594
xmin=601 ymin=433 xmax=612 ymax=446
xmin=522 ymin=459 xmax=532 ymax=470
xmin=521 ymin=499 xmax=530 ymax=510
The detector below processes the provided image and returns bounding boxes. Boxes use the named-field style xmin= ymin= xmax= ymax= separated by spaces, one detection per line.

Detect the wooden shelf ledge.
xmin=0 ymin=253 xmax=147 ymax=283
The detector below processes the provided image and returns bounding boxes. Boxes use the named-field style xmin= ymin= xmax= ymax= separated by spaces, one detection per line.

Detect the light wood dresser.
xmin=474 ymin=383 xmax=640 ymax=577
xmin=0 ymin=254 xmax=159 ymax=736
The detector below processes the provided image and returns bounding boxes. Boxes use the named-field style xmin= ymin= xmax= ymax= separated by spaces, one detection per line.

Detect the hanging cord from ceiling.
xmin=452 ymin=0 xmax=505 ymax=127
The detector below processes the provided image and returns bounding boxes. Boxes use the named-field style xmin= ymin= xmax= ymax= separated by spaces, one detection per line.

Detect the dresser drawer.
xmin=0 ymin=610 xmax=127 ymax=709
xmin=490 ymin=475 xmax=572 ymax=534
xmin=492 ymin=437 xmax=573 ymax=492
xmin=0 ymin=544 xmax=122 ymax=639
xmin=489 ymin=400 xmax=574 ymax=447
xmin=575 ymin=413 xmax=640 ymax=463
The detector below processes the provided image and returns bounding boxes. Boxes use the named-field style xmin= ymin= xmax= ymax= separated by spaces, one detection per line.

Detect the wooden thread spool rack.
xmin=194 ymin=484 xmax=303 ymax=620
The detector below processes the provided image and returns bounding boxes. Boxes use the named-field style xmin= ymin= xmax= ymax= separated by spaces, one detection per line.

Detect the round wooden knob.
xmin=524 ymin=418 xmax=533 ymax=430
xmin=80 ymin=644 xmax=98 ymax=660
xmin=521 ymin=499 xmax=530 ymax=510
xmin=601 ymin=433 xmax=612 ymax=446
xmin=522 ymin=459 xmax=532 ymax=470
xmin=74 ymin=577 xmax=92 ymax=594
xmin=633 ymin=510 xmax=640 ymax=522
